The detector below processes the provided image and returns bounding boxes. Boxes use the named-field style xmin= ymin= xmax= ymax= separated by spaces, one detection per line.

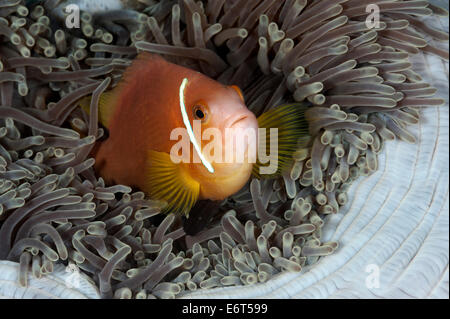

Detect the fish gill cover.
xmin=0 ymin=0 xmax=448 ymax=299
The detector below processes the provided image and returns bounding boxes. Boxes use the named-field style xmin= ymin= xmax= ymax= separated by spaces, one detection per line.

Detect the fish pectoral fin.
xmin=145 ymin=150 xmax=200 ymax=217
xmin=253 ymin=103 xmax=311 ymax=178
xmin=78 ymin=91 xmax=116 ymax=129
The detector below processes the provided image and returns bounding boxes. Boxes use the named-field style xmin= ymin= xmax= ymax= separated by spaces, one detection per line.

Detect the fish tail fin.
xmin=77 ymin=91 xmax=116 ymax=129
xmin=145 ymin=150 xmax=200 ymax=217
xmin=78 ymin=95 xmax=92 ymax=115
xmin=253 ymin=103 xmax=310 ymax=179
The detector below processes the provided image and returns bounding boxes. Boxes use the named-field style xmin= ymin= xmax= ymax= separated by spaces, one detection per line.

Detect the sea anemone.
xmin=0 ymin=0 xmax=448 ymax=298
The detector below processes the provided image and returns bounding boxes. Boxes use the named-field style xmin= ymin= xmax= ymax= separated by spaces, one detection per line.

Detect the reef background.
xmin=0 ymin=0 xmax=448 ymax=298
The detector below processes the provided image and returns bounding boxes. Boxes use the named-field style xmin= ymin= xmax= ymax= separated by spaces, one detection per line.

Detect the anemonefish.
xmin=80 ymin=52 xmax=308 ymax=217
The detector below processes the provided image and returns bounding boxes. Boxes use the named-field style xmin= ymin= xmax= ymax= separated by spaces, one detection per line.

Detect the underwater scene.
xmin=0 ymin=0 xmax=448 ymax=299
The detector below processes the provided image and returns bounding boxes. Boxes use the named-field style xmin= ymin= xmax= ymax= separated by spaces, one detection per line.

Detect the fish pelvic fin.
xmin=145 ymin=150 xmax=200 ymax=217
xmin=78 ymin=90 xmax=117 ymax=129
xmin=253 ymin=103 xmax=310 ymax=179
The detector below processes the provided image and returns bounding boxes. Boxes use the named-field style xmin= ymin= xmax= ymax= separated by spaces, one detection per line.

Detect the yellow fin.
xmin=78 ymin=91 xmax=116 ymax=128
xmin=145 ymin=150 xmax=200 ymax=217
xmin=253 ymin=103 xmax=310 ymax=178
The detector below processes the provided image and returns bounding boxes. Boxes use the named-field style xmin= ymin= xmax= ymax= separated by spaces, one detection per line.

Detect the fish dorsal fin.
xmin=253 ymin=103 xmax=310 ymax=178
xmin=120 ymin=52 xmax=167 ymax=84
xmin=145 ymin=150 xmax=200 ymax=217
xmin=78 ymin=91 xmax=117 ymax=128
xmin=78 ymin=53 xmax=166 ymax=129
xmin=78 ymin=53 xmax=165 ymax=128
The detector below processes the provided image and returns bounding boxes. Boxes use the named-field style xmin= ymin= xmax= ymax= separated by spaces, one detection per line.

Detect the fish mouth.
xmin=227 ymin=114 xmax=250 ymax=128
xmin=230 ymin=117 xmax=259 ymax=163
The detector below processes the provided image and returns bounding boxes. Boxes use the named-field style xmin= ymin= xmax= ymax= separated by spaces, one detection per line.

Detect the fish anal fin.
xmin=145 ymin=150 xmax=200 ymax=216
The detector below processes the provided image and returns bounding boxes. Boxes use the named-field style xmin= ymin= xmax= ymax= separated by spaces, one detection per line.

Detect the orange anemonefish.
xmin=79 ymin=52 xmax=309 ymax=216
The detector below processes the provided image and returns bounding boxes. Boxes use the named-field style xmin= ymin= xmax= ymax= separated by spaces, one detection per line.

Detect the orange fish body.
xmin=82 ymin=53 xmax=308 ymax=216
xmin=92 ymin=53 xmax=258 ymax=209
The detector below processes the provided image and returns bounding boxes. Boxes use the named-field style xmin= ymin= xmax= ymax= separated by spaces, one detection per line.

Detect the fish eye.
xmin=193 ymin=105 xmax=208 ymax=122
